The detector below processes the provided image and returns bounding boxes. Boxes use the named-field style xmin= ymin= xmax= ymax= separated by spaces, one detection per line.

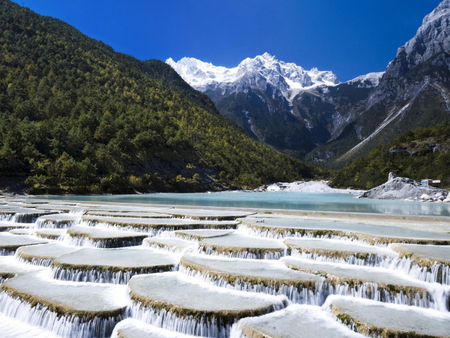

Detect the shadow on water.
xmin=42 ymin=192 xmax=450 ymax=217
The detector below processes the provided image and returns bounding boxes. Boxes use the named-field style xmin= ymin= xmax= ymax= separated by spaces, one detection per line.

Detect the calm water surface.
xmin=43 ymin=191 xmax=450 ymax=217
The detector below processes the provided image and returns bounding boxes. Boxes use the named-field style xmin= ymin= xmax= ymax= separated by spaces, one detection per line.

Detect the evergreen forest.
xmin=0 ymin=0 xmax=321 ymax=194
xmin=331 ymin=122 xmax=450 ymax=190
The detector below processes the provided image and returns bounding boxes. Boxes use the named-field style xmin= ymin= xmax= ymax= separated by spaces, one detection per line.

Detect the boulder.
xmin=359 ymin=175 xmax=449 ymax=201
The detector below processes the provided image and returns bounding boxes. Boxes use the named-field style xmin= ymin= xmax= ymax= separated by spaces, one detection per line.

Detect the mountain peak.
xmin=167 ymin=54 xmax=339 ymax=101
xmin=386 ymin=0 xmax=450 ymax=78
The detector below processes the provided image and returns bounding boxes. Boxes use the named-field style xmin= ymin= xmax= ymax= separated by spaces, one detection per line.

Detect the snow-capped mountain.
xmin=167 ymin=0 xmax=450 ymax=164
xmin=167 ymin=53 xmax=339 ymax=102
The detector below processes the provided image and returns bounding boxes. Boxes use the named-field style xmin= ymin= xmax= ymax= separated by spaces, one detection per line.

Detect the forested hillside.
xmin=0 ymin=0 xmax=320 ymax=194
xmin=331 ymin=122 xmax=450 ymax=190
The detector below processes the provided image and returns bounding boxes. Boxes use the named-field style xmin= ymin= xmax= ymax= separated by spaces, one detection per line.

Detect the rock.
xmin=388 ymin=172 xmax=397 ymax=181
xmin=359 ymin=175 xmax=449 ymax=201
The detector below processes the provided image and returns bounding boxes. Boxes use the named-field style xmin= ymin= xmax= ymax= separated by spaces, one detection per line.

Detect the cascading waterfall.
xmin=0 ymin=214 xmax=14 ymax=222
xmin=179 ymin=265 xmax=323 ymax=305
xmin=35 ymin=220 xmax=78 ymax=229
xmin=390 ymin=256 xmax=450 ymax=285
xmin=319 ymin=281 xmax=448 ymax=311
xmin=290 ymin=249 xmax=395 ymax=268
xmin=61 ymin=233 xmax=144 ymax=248
xmin=129 ymin=299 xmax=287 ymax=338
xmin=52 ymin=266 xmax=178 ymax=284
xmin=198 ymin=247 xmax=284 ymax=260
xmin=0 ymin=292 xmax=128 ymax=338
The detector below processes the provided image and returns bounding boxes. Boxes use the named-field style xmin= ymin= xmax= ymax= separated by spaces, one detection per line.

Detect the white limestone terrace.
xmin=284 ymin=237 xmax=397 ymax=266
xmin=0 ymin=233 xmax=48 ymax=254
xmin=324 ymin=296 xmax=450 ymax=338
xmin=389 ymin=243 xmax=450 ymax=285
xmin=198 ymin=233 xmax=287 ymax=259
xmin=282 ymin=257 xmax=449 ymax=311
xmin=35 ymin=213 xmax=81 ymax=229
xmin=0 ymin=270 xmax=129 ymax=317
xmin=0 ymin=256 xmax=44 ymax=280
xmin=231 ymin=304 xmax=366 ymax=338
xmin=144 ymin=236 xmax=197 ymax=253
xmin=167 ymin=53 xmax=339 ymax=102
xmin=173 ymin=229 xmax=235 ymax=241
xmin=85 ymin=210 xmax=173 ymax=218
xmin=180 ymin=253 xmax=323 ymax=302
xmin=0 ymin=313 xmax=62 ymax=338
xmin=52 ymin=247 xmax=179 ymax=281
xmin=128 ymin=271 xmax=288 ymax=336
xmin=16 ymin=242 xmax=81 ymax=266
xmin=64 ymin=225 xmax=149 ymax=247
xmin=34 ymin=228 xmax=66 ymax=240
xmin=112 ymin=318 xmax=198 ymax=338
xmin=82 ymin=215 xmax=238 ymax=233
xmin=0 ymin=221 xmax=34 ymax=232
xmin=239 ymin=217 xmax=450 ymax=245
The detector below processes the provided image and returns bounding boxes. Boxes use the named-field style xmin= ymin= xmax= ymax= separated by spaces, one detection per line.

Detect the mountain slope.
xmin=167 ymin=54 xmax=340 ymax=158
xmin=331 ymin=121 xmax=450 ymax=190
xmin=0 ymin=0 xmax=319 ymax=194
xmin=319 ymin=0 xmax=450 ymax=165
xmin=168 ymin=0 xmax=450 ymax=166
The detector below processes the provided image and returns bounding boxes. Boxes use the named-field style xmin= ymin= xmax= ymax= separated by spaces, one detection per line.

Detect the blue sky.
xmin=13 ymin=0 xmax=442 ymax=81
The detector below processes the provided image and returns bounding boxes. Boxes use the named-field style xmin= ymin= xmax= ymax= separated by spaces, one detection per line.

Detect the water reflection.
xmin=43 ymin=192 xmax=450 ymax=217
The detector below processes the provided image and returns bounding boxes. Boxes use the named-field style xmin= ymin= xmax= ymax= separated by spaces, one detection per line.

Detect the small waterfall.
xmin=390 ymin=257 xmax=450 ymax=285
xmin=14 ymin=254 xmax=53 ymax=267
xmin=0 ymin=249 xmax=16 ymax=256
xmin=35 ymin=220 xmax=77 ymax=229
xmin=61 ymin=234 xmax=145 ymax=248
xmin=319 ymin=281 xmax=448 ymax=311
xmin=13 ymin=213 xmax=43 ymax=224
xmin=198 ymin=247 xmax=284 ymax=260
xmin=179 ymin=265 xmax=323 ymax=305
xmin=0 ymin=292 xmax=129 ymax=338
xmin=0 ymin=214 xmax=15 ymax=222
xmin=52 ymin=266 xmax=178 ymax=284
xmin=130 ymin=299 xmax=286 ymax=338
xmin=291 ymin=250 xmax=396 ymax=268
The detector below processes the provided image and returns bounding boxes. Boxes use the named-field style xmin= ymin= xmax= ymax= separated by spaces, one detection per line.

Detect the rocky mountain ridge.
xmin=168 ymin=0 xmax=450 ymax=165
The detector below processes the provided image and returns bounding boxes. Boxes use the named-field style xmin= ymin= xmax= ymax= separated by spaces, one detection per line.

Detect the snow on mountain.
xmin=167 ymin=53 xmax=339 ymax=102
xmin=346 ymin=72 xmax=384 ymax=88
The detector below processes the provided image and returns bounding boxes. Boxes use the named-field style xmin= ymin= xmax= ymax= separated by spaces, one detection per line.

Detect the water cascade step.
xmin=0 ymin=233 xmax=48 ymax=256
xmin=111 ymin=318 xmax=198 ymax=338
xmin=198 ymin=233 xmax=287 ymax=259
xmin=284 ymin=237 xmax=398 ymax=266
xmin=16 ymin=242 xmax=81 ymax=267
xmin=324 ymin=296 xmax=450 ymax=338
xmin=180 ymin=253 xmax=323 ymax=303
xmin=282 ymin=257 xmax=450 ymax=311
xmin=64 ymin=225 xmax=149 ymax=247
xmin=144 ymin=236 xmax=197 ymax=253
xmin=52 ymin=246 xmax=179 ymax=283
xmin=240 ymin=217 xmax=450 ymax=244
xmin=0 ymin=271 xmax=129 ymax=338
xmin=83 ymin=215 xmax=238 ymax=235
xmin=128 ymin=271 xmax=288 ymax=337
xmin=230 ymin=304 xmax=366 ymax=338
xmin=389 ymin=243 xmax=450 ymax=285
xmin=35 ymin=213 xmax=81 ymax=229
xmin=174 ymin=229 xmax=235 ymax=241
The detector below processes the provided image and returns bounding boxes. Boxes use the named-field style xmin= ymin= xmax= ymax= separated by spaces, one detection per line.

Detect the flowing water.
xmin=0 ymin=194 xmax=449 ymax=337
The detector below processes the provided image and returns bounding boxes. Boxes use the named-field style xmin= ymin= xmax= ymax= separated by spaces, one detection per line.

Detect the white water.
xmin=1 ymin=197 xmax=449 ymax=337
xmin=0 ymin=292 xmax=127 ymax=338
